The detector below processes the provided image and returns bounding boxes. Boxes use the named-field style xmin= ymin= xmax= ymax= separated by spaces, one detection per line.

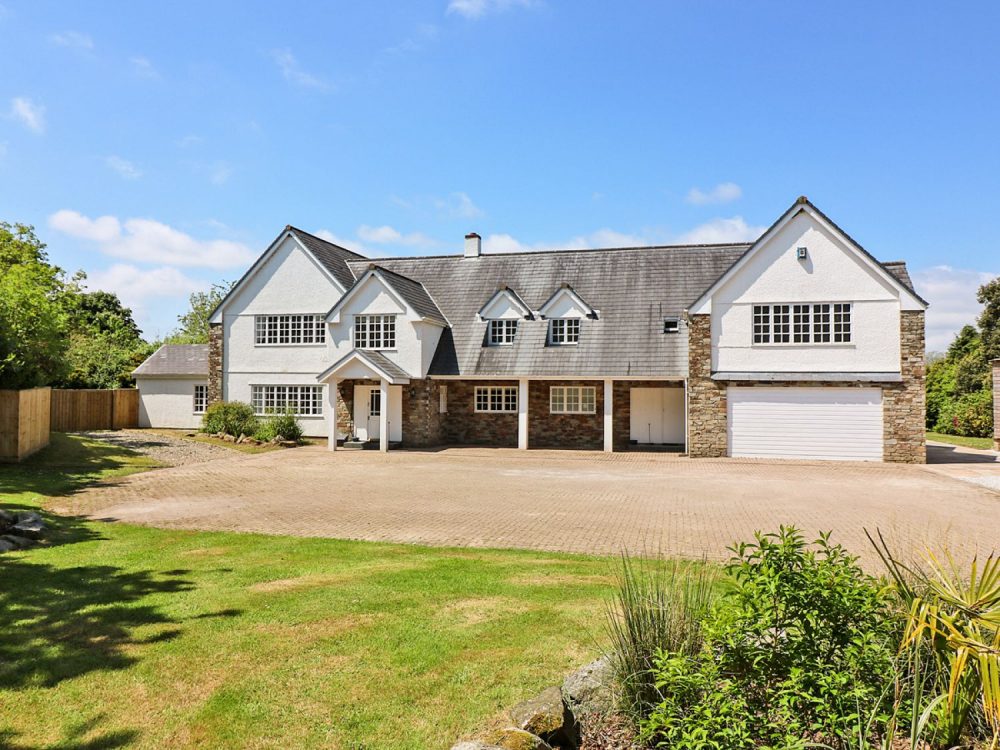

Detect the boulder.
xmin=1 ymin=535 xmax=34 ymax=550
xmin=0 ymin=538 xmax=18 ymax=553
xmin=561 ymin=655 xmax=614 ymax=719
xmin=483 ymin=727 xmax=552 ymax=750
xmin=16 ymin=510 xmax=42 ymax=525
xmin=0 ymin=509 xmax=16 ymax=526
xmin=509 ymin=686 xmax=571 ymax=742
xmin=11 ymin=522 xmax=44 ymax=540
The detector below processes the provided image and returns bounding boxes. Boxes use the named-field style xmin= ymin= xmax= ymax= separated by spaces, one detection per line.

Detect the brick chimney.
xmin=464 ymin=232 xmax=481 ymax=258
xmin=993 ymin=358 xmax=1000 ymax=452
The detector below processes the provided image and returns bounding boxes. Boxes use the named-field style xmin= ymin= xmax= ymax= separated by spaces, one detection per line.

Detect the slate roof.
xmin=882 ymin=261 xmax=915 ymax=291
xmin=348 ymin=244 xmax=751 ymax=378
xmin=286 ymin=226 xmax=365 ymax=290
xmin=133 ymin=344 xmax=208 ymax=377
xmin=370 ymin=266 xmax=449 ymax=325
xmin=356 ymin=350 xmax=412 ymax=381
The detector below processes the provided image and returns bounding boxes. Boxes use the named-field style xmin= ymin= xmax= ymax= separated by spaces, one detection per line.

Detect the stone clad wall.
xmin=882 ymin=310 xmax=926 ymax=463
xmin=208 ymin=323 xmax=223 ymax=406
xmin=528 ymin=380 xmax=604 ymax=450
xmin=992 ymin=359 xmax=1000 ymax=452
xmin=402 ymin=380 xmax=445 ymax=447
xmin=685 ymin=314 xmax=728 ymax=457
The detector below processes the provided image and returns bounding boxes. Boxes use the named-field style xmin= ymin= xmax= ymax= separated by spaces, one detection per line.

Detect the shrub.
xmin=934 ymin=388 xmax=993 ymax=437
xmin=637 ymin=527 xmax=900 ymax=749
xmin=201 ymin=401 xmax=258 ymax=437
xmin=606 ymin=555 xmax=721 ymax=720
xmin=254 ymin=410 xmax=303 ymax=443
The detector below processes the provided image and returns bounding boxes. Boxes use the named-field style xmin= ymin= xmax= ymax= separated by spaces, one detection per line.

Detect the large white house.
xmin=134 ymin=197 xmax=928 ymax=462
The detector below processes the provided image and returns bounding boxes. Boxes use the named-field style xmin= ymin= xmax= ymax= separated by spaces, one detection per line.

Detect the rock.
xmin=1 ymin=535 xmax=34 ymax=550
xmin=561 ymin=655 xmax=615 ymax=719
xmin=279 ymin=440 xmax=297 ymax=447
xmin=450 ymin=743 xmax=506 ymax=750
xmin=11 ymin=522 xmax=44 ymax=540
xmin=0 ymin=509 xmax=16 ymax=526
xmin=0 ymin=539 xmax=17 ymax=553
xmin=483 ymin=727 xmax=552 ymax=750
xmin=236 ymin=434 xmax=247 ymax=444
xmin=509 ymin=686 xmax=570 ymax=742
xmin=16 ymin=511 xmax=42 ymax=525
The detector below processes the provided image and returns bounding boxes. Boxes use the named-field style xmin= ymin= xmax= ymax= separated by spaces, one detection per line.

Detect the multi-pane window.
xmin=193 ymin=385 xmax=207 ymax=414
xmin=752 ymin=303 xmax=852 ymax=345
xmin=474 ymin=386 xmax=518 ymax=413
xmin=250 ymin=385 xmax=323 ymax=416
xmin=550 ymin=386 xmax=596 ymax=414
xmin=548 ymin=318 xmax=581 ymax=345
xmin=254 ymin=314 xmax=325 ymax=345
xmin=488 ymin=319 xmax=518 ymax=346
xmin=663 ymin=318 xmax=680 ymax=334
xmin=354 ymin=315 xmax=396 ymax=350
xmin=368 ymin=389 xmax=380 ymax=417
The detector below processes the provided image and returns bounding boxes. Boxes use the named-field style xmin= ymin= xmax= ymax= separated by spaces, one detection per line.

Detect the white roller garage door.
xmin=727 ymin=387 xmax=883 ymax=461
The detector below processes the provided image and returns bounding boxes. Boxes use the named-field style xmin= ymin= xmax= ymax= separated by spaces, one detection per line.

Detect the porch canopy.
xmin=317 ymin=350 xmax=411 ymax=452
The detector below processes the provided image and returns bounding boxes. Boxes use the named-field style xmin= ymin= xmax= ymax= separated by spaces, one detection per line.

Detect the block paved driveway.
xmin=57 ymin=442 xmax=1000 ymax=567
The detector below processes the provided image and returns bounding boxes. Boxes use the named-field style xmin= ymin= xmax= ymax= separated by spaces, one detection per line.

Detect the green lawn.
xmin=927 ymin=431 xmax=995 ymax=451
xmin=0 ymin=435 xmax=615 ymax=749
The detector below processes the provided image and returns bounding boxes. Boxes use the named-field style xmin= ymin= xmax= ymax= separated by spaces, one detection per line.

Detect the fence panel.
xmin=0 ymin=387 xmax=51 ymax=462
xmin=50 ymin=389 xmax=139 ymax=432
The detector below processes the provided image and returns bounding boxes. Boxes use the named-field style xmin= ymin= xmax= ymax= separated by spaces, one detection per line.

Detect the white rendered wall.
xmin=226 ymin=372 xmax=332 ymax=438
xmin=136 ymin=377 xmax=207 ymax=429
xmin=710 ymin=212 xmax=902 ymax=374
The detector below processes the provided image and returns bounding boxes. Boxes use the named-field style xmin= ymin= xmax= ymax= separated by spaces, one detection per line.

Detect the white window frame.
xmin=353 ymin=314 xmax=397 ymax=350
xmin=250 ymin=385 xmax=324 ymax=417
xmin=193 ymin=384 xmax=208 ymax=414
xmin=752 ymin=303 xmax=852 ymax=345
xmin=550 ymin=386 xmax=596 ymax=414
xmin=548 ymin=318 xmax=581 ymax=345
xmin=487 ymin=319 xmax=518 ymax=346
xmin=254 ymin=314 xmax=326 ymax=345
xmin=474 ymin=386 xmax=518 ymax=413
xmin=662 ymin=318 xmax=680 ymax=334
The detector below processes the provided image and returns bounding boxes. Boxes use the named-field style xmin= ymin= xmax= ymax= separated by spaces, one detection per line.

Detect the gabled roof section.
xmin=688 ymin=196 xmax=928 ymax=313
xmin=477 ymin=286 xmax=534 ymax=320
xmin=209 ymin=226 xmax=366 ymax=324
xmin=538 ymin=284 xmax=598 ymax=319
xmin=326 ymin=265 xmax=448 ymax=326
xmin=316 ymin=349 xmax=411 ymax=384
xmin=132 ymin=344 xmax=208 ymax=377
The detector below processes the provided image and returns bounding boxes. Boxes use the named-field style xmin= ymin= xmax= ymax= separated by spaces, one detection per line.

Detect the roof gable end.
xmin=477 ymin=286 xmax=534 ymax=320
xmin=538 ymin=284 xmax=599 ymax=319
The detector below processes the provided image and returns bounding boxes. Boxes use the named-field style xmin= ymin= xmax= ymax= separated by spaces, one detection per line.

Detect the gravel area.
xmin=79 ymin=429 xmax=235 ymax=467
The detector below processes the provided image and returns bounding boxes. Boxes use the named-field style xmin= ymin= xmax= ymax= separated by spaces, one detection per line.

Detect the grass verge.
xmin=0 ymin=433 xmax=613 ymax=749
xmin=927 ymin=431 xmax=995 ymax=451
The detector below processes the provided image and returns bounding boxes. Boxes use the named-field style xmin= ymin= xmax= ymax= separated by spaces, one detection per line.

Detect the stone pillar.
xmin=603 ymin=378 xmax=613 ymax=452
xmin=992 ymin=359 xmax=1000 ymax=452
xmin=518 ymin=378 xmax=529 ymax=450
xmin=882 ymin=310 xmax=926 ymax=463
xmin=327 ymin=380 xmax=339 ymax=451
xmin=208 ymin=322 xmax=223 ymax=405
xmin=379 ymin=379 xmax=389 ymax=453
xmin=685 ymin=313 xmax=728 ymax=457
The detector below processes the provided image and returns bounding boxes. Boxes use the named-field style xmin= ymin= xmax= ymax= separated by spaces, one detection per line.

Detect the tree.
xmin=0 ymin=223 xmax=68 ymax=388
xmin=164 ymin=281 xmax=234 ymax=344
xmin=978 ymin=277 xmax=1000 ymax=362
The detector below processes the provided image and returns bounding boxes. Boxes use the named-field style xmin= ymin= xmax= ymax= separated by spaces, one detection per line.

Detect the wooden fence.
xmin=0 ymin=387 xmax=51 ymax=462
xmin=50 ymin=389 xmax=139 ymax=432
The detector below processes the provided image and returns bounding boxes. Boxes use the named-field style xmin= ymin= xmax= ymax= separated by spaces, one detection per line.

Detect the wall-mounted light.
xmin=796 ymin=247 xmax=808 ymax=260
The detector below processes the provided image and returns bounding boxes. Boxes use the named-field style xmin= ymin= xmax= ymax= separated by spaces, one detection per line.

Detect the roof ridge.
xmin=287 ymin=225 xmax=367 ymax=259
xmin=348 ymin=241 xmax=755 ymax=263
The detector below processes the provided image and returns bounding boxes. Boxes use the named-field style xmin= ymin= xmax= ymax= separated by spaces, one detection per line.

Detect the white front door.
xmin=629 ymin=387 xmax=685 ymax=445
xmin=353 ymin=385 xmax=403 ymax=442
xmin=727 ymin=387 xmax=883 ymax=461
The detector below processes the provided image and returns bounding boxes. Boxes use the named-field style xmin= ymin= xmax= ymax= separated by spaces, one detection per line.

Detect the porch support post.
xmin=518 ymin=378 xmax=529 ymax=450
xmin=603 ymin=378 xmax=614 ymax=452
xmin=327 ymin=379 xmax=339 ymax=452
xmin=379 ymin=378 xmax=389 ymax=453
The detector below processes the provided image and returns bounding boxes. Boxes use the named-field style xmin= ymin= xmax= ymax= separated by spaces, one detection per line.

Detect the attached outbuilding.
xmin=132 ymin=344 xmax=209 ymax=430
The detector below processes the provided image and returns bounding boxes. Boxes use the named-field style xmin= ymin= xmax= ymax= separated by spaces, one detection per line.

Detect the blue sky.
xmin=1 ymin=1 xmax=998 ymax=348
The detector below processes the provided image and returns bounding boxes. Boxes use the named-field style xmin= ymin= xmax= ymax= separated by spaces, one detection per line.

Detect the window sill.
xmin=254 ymin=343 xmax=327 ymax=348
xmin=750 ymin=343 xmax=856 ymax=348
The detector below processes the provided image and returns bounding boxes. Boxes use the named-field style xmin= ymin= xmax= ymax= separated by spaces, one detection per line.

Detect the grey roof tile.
xmin=287 ymin=226 xmax=366 ymax=290
xmin=133 ymin=344 xmax=208 ymax=377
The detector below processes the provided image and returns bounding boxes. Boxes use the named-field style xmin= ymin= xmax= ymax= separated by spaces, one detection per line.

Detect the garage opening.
xmin=727 ymin=387 xmax=883 ymax=461
xmin=629 ymin=387 xmax=685 ymax=449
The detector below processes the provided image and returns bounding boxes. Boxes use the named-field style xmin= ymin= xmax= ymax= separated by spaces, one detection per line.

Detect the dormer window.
xmin=488 ymin=319 xmax=518 ymax=346
xmin=354 ymin=314 xmax=396 ymax=350
xmin=548 ymin=318 xmax=580 ymax=345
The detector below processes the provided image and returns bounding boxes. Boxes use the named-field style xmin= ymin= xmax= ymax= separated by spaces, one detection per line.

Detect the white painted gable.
xmin=478 ymin=289 xmax=532 ymax=320
xmin=539 ymin=287 xmax=596 ymax=319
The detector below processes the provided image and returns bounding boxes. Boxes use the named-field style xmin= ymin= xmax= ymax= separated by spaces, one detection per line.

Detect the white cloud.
xmin=208 ymin=162 xmax=232 ymax=185
xmin=482 ymin=228 xmax=649 ymax=255
xmin=105 ymin=155 xmax=142 ymax=180
xmin=130 ymin=56 xmax=158 ymax=79
xmin=315 ymin=230 xmax=368 ymax=255
xmin=357 ymin=224 xmax=436 ymax=246
xmin=433 ymin=191 xmax=484 ymax=219
xmin=675 ymin=216 xmax=765 ymax=244
xmin=9 ymin=97 xmax=45 ymax=133
xmin=49 ymin=209 xmax=255 ymax=270
xmin=49 ymin=30 xmax=93 ymax=50
xmin=911 ymin=266 xmax=998 ymax=352
xmin=85 ymin=264 xmax=208 ymax=333
xmin=177 ymin=134 xmax=203 ymax=148
xmin=685 ymin=182 xmax=743 ymax=205
xmin=270 ymin=49 xmax=329 ymax=90
xmin=447 ymin=0 xmax=537 ymax=19
xmin=382 ymin=23 xmax=439 ymax=56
